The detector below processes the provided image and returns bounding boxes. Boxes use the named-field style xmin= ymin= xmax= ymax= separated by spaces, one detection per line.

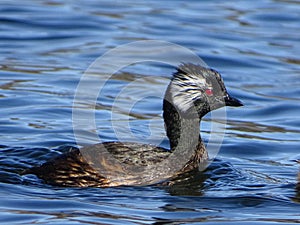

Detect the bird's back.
xmin=22 ymin=142 xmax=171 ymax=187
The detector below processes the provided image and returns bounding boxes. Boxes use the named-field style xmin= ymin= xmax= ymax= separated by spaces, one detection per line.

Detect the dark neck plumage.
xmin=163 ymin=86 xmax=205 ymax=152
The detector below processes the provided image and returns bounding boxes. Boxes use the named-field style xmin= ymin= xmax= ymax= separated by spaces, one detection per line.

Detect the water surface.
xmin=1 ymin=0 xmax=300 ymax=224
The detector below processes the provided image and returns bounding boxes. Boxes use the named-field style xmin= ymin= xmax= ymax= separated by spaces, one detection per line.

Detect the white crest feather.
xmin=171 ymin=70 xmax=208 ymax=112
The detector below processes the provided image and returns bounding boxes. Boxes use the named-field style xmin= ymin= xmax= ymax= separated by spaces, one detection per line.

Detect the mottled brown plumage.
xmin=24 ymin=141 xmax=207 ymax=187
xmin=297 ymin=170 xmax=300 ymax=190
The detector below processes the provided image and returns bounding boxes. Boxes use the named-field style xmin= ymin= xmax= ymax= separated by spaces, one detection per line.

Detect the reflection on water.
xmin=1 ymin=0 xmax=300 ymax=224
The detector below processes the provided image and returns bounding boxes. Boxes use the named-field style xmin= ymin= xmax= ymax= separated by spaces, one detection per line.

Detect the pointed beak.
xmin=224 ymin=94 xmax=243 ymax=107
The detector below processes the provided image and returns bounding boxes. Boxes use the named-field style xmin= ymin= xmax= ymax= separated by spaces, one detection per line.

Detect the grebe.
xmin=22 ymin=63 xmax=243 ymax=187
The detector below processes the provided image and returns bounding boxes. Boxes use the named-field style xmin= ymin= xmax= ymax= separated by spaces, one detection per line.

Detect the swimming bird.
xmin=22 ymin=63 xmax=243 ymax=187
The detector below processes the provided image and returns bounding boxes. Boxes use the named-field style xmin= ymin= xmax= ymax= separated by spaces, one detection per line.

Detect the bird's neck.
xmin=163 ymin=98 xmax=202 ymax=152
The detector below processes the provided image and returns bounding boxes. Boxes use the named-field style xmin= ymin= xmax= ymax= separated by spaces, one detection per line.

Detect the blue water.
xmin=1 ymin=0 xmax=300 ymax=224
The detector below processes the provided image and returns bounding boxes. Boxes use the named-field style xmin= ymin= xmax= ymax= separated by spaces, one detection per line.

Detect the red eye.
xmin=205 ymin=89 xmax=213 ymax=96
